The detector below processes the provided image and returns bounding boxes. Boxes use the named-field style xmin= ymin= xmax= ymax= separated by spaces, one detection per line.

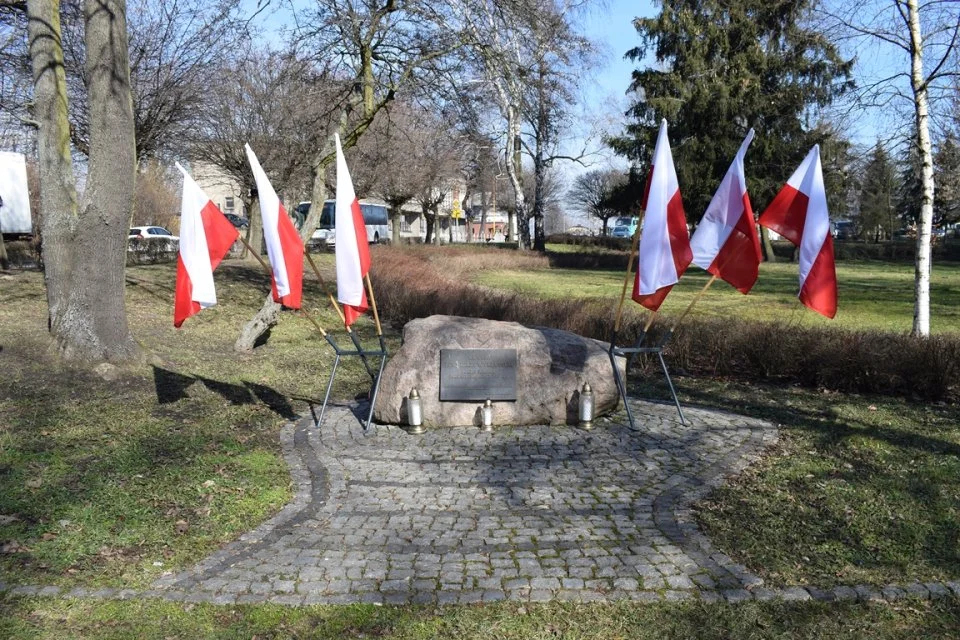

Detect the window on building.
xmin=224 ymin=196 xmax=235 ymax=212
xmin=400 ymin=216 xmax=412 ymax=233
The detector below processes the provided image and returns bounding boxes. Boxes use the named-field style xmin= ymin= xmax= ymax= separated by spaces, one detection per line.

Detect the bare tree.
xmin=189 ymin=46 xmax=334 ymax=260
xmin=568 ymin=168 xmax=622 ymax=235
xmin=228 ymin=0 xmax=461 ymax=351
xmin=27 ymin=0 xmax=138 ymax=363
xmin=824 ymin=0 xmax=960 ymax=336
xmin=61 ymin=0 xmax=249 ymax=161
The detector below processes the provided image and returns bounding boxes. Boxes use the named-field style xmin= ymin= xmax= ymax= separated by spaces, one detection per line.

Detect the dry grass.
xmin=371 ymin=246 xmax=960 ymax=401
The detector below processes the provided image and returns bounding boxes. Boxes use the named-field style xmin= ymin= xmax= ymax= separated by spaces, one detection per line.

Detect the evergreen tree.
xmin=897 ymin=143 xmax=923 ymax=230
xmin=610 ymin=0 xmax=853 ymax=222
xmin=859 ymin=142 xmax=898 ymax=242
xmin=934 ymin=134 xmax=960 ymax=227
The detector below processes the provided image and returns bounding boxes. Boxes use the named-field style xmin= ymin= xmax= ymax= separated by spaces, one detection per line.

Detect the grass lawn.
xmin=2 ymin=596 xmax=959 ymax=639
xmin=0 ymin=257 xmax=376 ymax=590
xmin=2 ymin=249 xmax=960 ymax=638
xmin=473 ymin=253 xmax=960 ymax=334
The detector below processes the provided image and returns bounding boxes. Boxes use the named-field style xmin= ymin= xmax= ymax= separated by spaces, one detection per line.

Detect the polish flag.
xmin=758 ymin=145 xmax=837 ymax=318
xmin=244 ymin=144 xmax=303 ymax=309
xmin=334 ymin=134 xmax=370 ymax=326
xmin=689 ymin=129 xmax=761 ymax=294
xmin=173 ymin=163 xmax=239 ymax=327
xmin=632 ymin=119 xmax=692 ymax=311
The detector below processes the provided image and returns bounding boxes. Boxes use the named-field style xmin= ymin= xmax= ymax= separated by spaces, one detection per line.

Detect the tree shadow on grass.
xmin=151 ymin=366 xmax=296 ymax=420
xmin=661 ymin=376 xmax=960 ymax=582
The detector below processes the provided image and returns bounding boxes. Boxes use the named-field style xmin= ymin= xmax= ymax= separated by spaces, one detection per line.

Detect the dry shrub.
xmin=370 ymin=246 xmax=960 ymax=402
xmin=133 ymin=161 xmax=180 ymax=232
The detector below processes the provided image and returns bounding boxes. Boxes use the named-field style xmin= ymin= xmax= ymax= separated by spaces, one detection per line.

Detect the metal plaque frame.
xmin=439 ymin=348 xmax=518 ymax=401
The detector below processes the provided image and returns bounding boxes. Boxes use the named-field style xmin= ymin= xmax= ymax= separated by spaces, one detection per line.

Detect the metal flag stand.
xmin=305 ymin=252 xmax=388 ymax=432
xmin=316 ymin=331 xmax=387 ymax=431
xmin=608 ymin=327 xmax=686 ymax=428
xmin=609 ymin=225 xmax=689 ymax=428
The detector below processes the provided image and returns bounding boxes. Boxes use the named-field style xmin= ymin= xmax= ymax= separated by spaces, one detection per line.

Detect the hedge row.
xmin=371 ymin=246 xmax=959 ymax=402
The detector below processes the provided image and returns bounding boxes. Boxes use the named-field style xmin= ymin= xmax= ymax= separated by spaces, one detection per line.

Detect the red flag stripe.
xmin=707 ymin=194 xmax=761 ymax=294
xmin=666 ymin=190 xmax=692 ymax=275
xmin=174 ymin=255 xmax=201 ymax=328
xmin=270 ymin=203 xmax=304 ymax=309
xmin=799 ymin=234 xmax=837 ymax=318
xmin=758 ymin=184 xmax=807 ymax=247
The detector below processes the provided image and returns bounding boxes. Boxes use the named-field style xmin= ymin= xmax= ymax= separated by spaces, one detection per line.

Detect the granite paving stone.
xmin=12 ymin=398 xmax=951 ymax=607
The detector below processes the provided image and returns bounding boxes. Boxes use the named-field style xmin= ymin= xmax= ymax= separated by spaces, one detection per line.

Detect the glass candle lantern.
xmin=407 ymin=388 xmax=424 ymax=434
xmin=579 ymin=382 xmax=594 ymax=430
xmin=481 ymin=398 xmax=494 ymax=431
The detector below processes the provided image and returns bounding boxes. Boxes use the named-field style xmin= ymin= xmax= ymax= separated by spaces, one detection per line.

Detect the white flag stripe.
xmin=790 ymin=145 xmax=830 ymax=287
xmin=637 ymin=119 xmax=680 ymax=295
xmin=690 ymin=129 xmax=754 ymax=269
xmin=175 ymin=163 xmax=217 ymax=308
xmin=334 ymin=134 xmax=366 ymax=308
xmin=244 ymin=144 xmax=291 ymax=297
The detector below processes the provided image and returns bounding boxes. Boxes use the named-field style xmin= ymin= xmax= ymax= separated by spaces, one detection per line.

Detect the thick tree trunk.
xmin=28 ymin=0 xmax=78 ymax=329
xmin=907 ymin=0 xmax=933 ymax=337
xmin=53 ymin=0 xmax=140 ymax=362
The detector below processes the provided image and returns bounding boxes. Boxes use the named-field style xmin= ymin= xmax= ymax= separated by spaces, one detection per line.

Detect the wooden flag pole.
xmin=643 ymin=308 xmax=659 ymax=333
xmin=613 ymin=225 xmax=643 ymax=333
xmin=364 ymin=273 xmax=383 ymax=336
xmin=671 ymin=274 xmax=717 ymax=332
xmin=304 ymin=249 xmax=349 ymax=328
xmin=238 ymin=237 xmax=327 ymax=337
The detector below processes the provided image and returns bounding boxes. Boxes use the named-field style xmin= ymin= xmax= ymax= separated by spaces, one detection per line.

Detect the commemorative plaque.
xmin=440 ymin=348 xmax=517 ymax=401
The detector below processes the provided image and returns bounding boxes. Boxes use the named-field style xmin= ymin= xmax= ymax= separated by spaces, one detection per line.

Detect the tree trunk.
xmin=479 ymin=189 xmax=489 ymax=241
xmin=760 ymin=225 xmax=777 ymax=262
xmin=248 ymin=196 xmax=263 ymax=258
xmin=235 ymin=294 xmax=283 ymax=352
xmin=533 ymin=155 xmax=546 ymax=251
xmin=908 ymin=0 xmax=933 ymax=337
xmin=28 ymin=0 xmax=78 ymax=329
xmin=505 ymin=109 xmax=526 ymax=247
xmin=53 ymin=0 xmax=140 ymax=362
xmin=391 ymin=211 xmax=402 ymax=243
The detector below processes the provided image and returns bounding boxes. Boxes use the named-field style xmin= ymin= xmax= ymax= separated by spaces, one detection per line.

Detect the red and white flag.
xmin=245 ymin=144 xmax=303 ymax=309
xmin=334 ymin=134 xmax=370 ymax=326
xmin=173 ymin=163 xmax=239 ymax=327
xmin=633 ymin=119 xmax=692 ymax=311
xmin=758 ymin=145 xmax=837 ymax=318
xmin=689 ymin=129 xmax=761 ymax=294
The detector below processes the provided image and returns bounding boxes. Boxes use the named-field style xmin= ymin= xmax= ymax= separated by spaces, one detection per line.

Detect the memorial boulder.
xmin=373 ymin=315 xmax=625 ymax=427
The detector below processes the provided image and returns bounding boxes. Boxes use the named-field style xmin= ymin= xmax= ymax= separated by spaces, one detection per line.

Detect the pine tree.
xmin=610 ymin=0 xmax=854 ymax=220
xmin=934 ymin=134 xmax=960 ymax=227
xmin=859 ymin=142 xmax=898 ymax=242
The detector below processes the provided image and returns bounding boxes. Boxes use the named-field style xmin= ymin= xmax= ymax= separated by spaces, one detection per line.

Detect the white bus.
xmin=294 ymin=200 xmax=389 ymax=246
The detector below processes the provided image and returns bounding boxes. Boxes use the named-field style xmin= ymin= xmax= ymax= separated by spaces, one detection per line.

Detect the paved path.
xmin=151 ymin=401 xmax=781 ymax=605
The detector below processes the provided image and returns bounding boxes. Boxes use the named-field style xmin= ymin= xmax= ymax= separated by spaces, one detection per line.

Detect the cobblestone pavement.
xmin=149 ymin=401 xmax=782 ymax=605
xmin=5 ymin=401 xmax=960 ymax=605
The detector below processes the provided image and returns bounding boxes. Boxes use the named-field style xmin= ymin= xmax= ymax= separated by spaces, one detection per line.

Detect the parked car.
xmin=129 ymin=226 xmax=177 ymax=240
xmin=128 ymin=226 xmax=178 ymax=253
xmin=224 ymin=213 xmax=249 ymax=229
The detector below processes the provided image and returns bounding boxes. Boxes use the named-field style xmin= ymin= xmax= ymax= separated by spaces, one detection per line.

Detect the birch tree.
xmin=823 ymin=0 xmax=959 ymax=336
